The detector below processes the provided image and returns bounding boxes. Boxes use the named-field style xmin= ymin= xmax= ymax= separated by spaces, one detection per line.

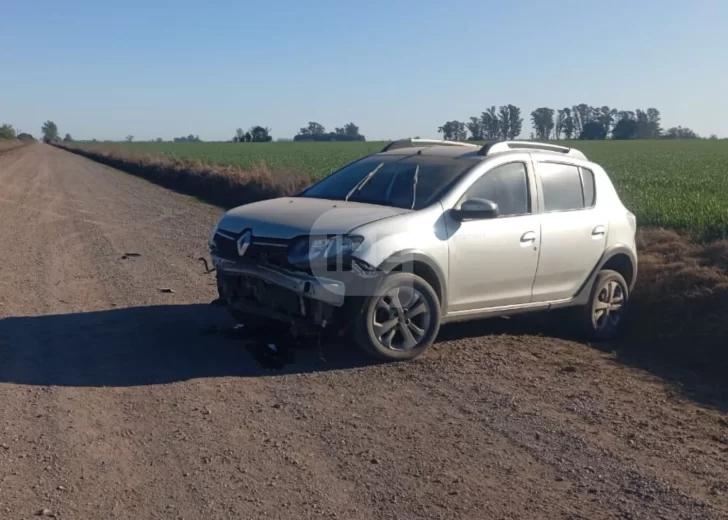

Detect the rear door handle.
xmin=592 ymin=225 xmax=606 ymax=236
xmin=520 ymin=231 xmax=537 ymax=243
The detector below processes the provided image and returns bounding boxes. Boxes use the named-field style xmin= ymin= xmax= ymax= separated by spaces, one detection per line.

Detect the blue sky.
xmin=2 ymin=0 xmax=726 ymax=141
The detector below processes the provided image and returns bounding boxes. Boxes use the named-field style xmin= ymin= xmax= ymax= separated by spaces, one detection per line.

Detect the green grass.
xmin=78 ymin=139 xmax=728 ymax=241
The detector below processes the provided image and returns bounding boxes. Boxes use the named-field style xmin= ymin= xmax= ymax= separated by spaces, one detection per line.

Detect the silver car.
xmin=209 ymin=139 xmax=638 ymax=361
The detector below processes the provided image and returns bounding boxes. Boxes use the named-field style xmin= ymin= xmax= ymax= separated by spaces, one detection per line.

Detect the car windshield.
xmin=299 ymin=155 xmax=476 ymax=210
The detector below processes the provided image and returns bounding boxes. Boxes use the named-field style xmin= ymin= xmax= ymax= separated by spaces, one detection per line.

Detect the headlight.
xmin=287 ymin=235 xmax=363 ymax=266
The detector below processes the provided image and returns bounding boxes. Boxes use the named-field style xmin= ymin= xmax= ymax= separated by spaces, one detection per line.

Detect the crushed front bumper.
xmin=212 ymin=254 xmax=346 ymax=307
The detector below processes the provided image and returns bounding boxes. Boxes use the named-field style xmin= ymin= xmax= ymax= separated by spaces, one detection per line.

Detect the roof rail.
xmin=478 ymin=141 xmax=587 ymax=160
xmin=381 ymin=138 xmax=478 ymax=153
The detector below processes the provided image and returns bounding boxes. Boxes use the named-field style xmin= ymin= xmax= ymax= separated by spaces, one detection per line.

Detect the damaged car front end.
xmin=210 ymin=225 xmax=383 ymax=335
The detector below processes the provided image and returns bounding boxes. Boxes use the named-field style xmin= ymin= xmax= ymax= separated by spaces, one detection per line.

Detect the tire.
xmin=580 ymin=269 xmax=629 ymax=342
xmin=354 ymin=272 xmax=441 ymax=361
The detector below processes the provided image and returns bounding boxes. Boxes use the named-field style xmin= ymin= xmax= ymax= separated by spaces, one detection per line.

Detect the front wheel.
xmin=581 ymin=269 xmax=629 ymax=341
xmin=354 ymin=273 xmax=441 ymax=361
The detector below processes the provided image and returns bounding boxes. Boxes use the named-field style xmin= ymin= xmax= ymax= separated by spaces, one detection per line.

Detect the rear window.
xmin=300 ymin=155 xmax=476 ymax=209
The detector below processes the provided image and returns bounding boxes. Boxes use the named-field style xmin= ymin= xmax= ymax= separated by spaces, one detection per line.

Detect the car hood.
xmin=217 ymin=197 xmax=412 ymax=239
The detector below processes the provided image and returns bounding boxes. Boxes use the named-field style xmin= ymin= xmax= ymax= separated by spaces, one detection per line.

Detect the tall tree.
xmin=304 ymin=122 xmax=326 ymax=136
xmin=498 ymin=106 xmax=511 ymax=140
xmin=63 ymin=133 xmax=73 ymax=142
xmin=466 ymin=117 xmax=483 ymax=140
xmin=530 ymin=107 xmax=555 ymax=140
xmin=342 ymin=122 xmax=362 ymax=139
xmin=562 ymin=108 xmax=575 ymax=139
xmin=635 ymin=109 xmax=650 ymax=139
xmin=507 ymin=105 xmax=522 ymax=139
xmin=555 ymin=109 xmax=566 ymax=139
xmin=125 ymin=135 xmax=134 ymax=142
xmin=234 ymin=128 xmax=245 ymax=142
xmin=597 ymin=106 xmax=616 ymax=136
xmin=579 ymin=122 xmax=606 ymax=140
xmin=572 ymin=104 xmax=590 ymax=137
xmin=588 ymin=106 xmax=601 ymax=125
xmin=249 ymin=126 xmax=272 ymax=142
xmin=612 ymin=118 xmax=639 ymax=140
xmin=437 ymin=122 xmax=454 ymax=140
xmin=646 ymin=108 xmax=661 ymax=139
xmin=438 ymin=121 xmax=467 ymax=141
xmin=571 ymin=106 xmax=581 ymax=137
xmin=481 ymin=106 xmax=500 ymax=140
xmin=617 ymin=110 xmax=635 ymax=122
xmin=554 ymin=110 xmax=566 ymax=140
xmin=0 ymin=124 xmax=16 ymax=140
xmin=41 ymin=121 xmax=58 ymax=143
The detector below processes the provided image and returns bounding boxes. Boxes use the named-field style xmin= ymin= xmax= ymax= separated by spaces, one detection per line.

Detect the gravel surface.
xmin=1 ymin=144 xmax=727 ymax=520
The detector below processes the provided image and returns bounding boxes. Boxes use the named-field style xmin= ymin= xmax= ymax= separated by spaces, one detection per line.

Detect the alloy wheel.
xmin=593 ymin=280 xmax=625 ymax=332
xmin=372 ymin=286 xmax=432 ymax=351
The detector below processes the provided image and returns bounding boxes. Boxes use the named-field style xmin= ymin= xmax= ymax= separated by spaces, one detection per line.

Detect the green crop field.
xmin=81 ymin=141 xmax=388 ymax=179
xmin=77 ymin=139 xmax=728 ymax=241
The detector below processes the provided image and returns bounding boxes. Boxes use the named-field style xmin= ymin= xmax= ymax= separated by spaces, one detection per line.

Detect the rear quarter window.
xmin=581 ymin=167 xmax=596 ymax=207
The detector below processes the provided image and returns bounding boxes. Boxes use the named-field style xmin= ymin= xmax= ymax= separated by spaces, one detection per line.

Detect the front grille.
xmin=212 ymin=232 xmax=292 ymax=268
xmin=246 ymin=243 xmax=290 ymax=268
xmin=212 ymin=232 xmax=239 ymax=261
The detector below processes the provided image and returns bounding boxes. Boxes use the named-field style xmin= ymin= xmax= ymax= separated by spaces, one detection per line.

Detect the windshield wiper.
xmin=345 ymin=163 xmax=384 ymax=201
xmin=410 ymin=165 xmax=419 ymax=209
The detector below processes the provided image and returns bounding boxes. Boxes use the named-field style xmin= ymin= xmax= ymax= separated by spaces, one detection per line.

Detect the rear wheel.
xmin=581 ymin=269 xmax=629 ymax=341
xmin=354 ymin=272 xmax=441 ymax=361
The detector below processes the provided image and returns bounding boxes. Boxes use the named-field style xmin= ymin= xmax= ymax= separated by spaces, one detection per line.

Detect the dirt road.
xmin=1 ymin=144 xmax=727 ymax=520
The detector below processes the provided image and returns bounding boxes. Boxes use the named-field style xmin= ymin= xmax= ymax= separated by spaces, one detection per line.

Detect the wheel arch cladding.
xmin=601 ymin=252 xmax=636 ymax=289
xmin=377 ymin=251 xmax=446 ymax=311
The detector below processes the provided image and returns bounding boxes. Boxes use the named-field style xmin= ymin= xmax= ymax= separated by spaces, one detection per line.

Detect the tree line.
xmin=0 ymin=123 xmax=36 ymax=142
xmin=439 ymin=104 xmax=705 ymax=141
xmin=14 ymin=117 xmax=719 ymax=144
xmin=293 ymin=122 xmax=365 ymax=142
xmin=233 ymin=126 xmax=272 ymax=142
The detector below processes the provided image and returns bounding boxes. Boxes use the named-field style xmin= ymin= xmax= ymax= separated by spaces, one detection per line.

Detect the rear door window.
xmin=538 ymin=162 xmax=586 ymax=212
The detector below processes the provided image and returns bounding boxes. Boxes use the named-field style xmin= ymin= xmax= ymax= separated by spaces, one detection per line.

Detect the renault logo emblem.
xmin=237 ymin=230 xmax=252 ymax=256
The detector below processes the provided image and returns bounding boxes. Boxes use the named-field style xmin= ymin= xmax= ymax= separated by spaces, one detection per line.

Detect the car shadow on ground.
xmin=0 ymin=304 xmax=384 ymax=387
xmin=1 ymin=303 xmax=726 ymax=412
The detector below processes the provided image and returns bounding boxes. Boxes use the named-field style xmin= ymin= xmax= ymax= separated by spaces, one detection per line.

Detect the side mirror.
xmin=451 ymin=198 xmax=499 ymax=221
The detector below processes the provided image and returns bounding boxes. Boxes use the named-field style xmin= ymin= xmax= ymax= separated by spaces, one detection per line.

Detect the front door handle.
xmin=592 ymin=225 xmax=606 ymax=237
xmin=520 ymin=231 xmax=537 ymax=243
